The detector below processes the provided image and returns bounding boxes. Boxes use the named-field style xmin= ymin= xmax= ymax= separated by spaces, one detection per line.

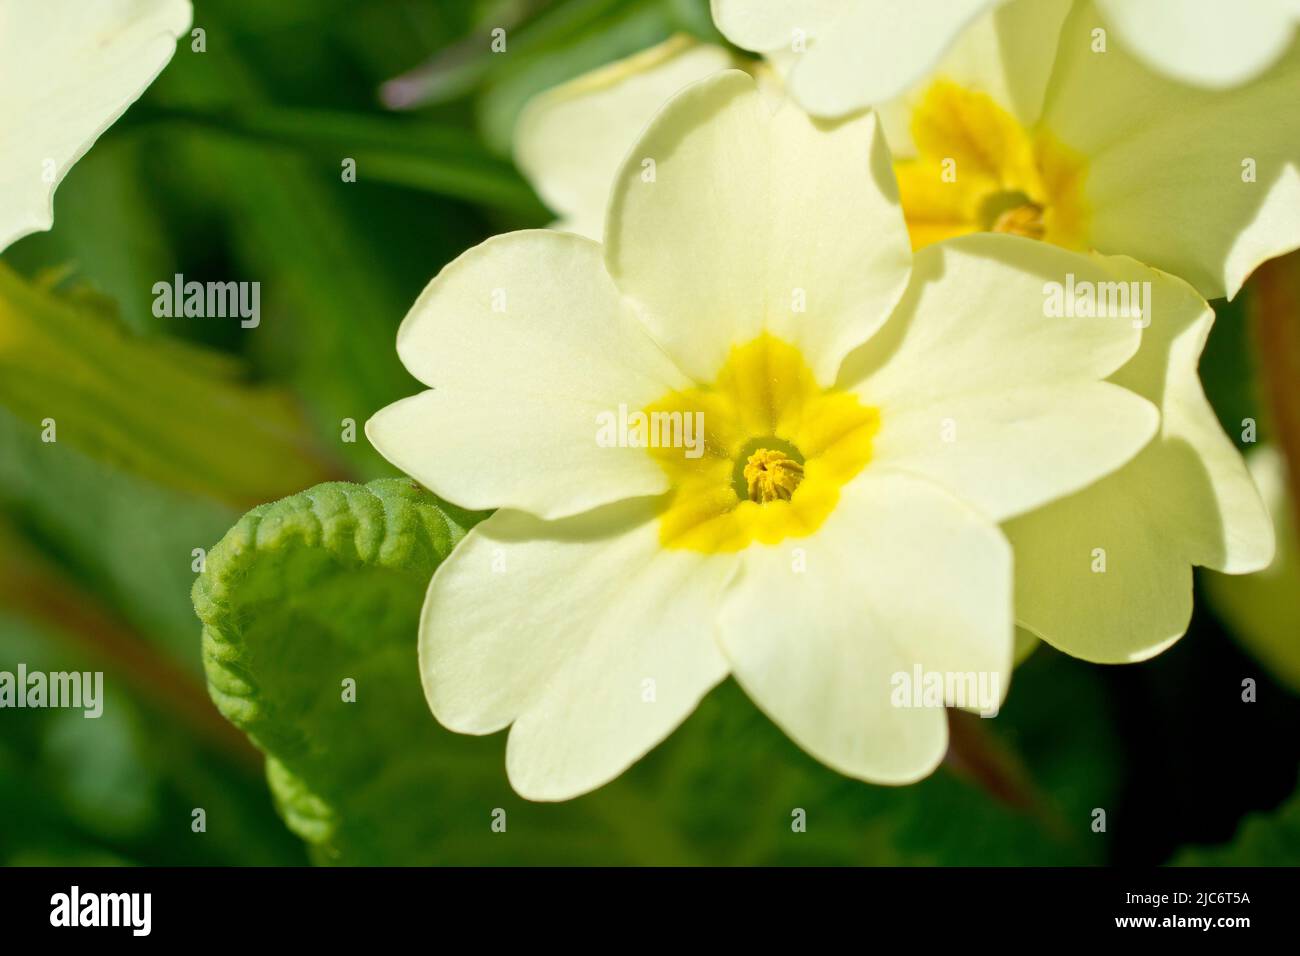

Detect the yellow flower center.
xmin=979 ymin=189 xmax=1045 ymax=239
xmin=646 ymin=334 xmax=879 ymax=553
xmin=743 ymin=448 xmax=804 ymax=502
xmin=893 ymin=79 xmax=1089 ymax=251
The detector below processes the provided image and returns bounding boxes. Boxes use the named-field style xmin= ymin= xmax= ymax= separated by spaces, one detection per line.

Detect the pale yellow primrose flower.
xmin=514 ymin=14 xmax=1279 ymax=676
xmin=515 ymin=35 xmax=737 ymax=240
xmin=0 ymin=0 xmax=192 ymax=253
xmin=724 ymin=0 xmax=1300 ymax=302
xmin=367 ymin=70 xmax=1170 ymax=800
xmin=864 ymin=0 xmax=1280 ymax=662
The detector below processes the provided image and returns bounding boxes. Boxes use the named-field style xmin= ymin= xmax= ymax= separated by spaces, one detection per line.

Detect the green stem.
xmin=945 ymin=709 xmax=1065 ymax=837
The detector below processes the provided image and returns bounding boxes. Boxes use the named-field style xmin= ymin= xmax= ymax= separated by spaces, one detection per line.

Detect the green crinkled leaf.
xmin=1171 ymin=775 xmax=1300 ymax=866
xmin=196 ymin=479 xmax=1113 ymax=865
xmin=195 ymin=479 xmax=487 ymax=863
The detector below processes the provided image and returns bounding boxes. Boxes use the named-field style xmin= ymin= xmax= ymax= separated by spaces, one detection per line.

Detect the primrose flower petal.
xmin=718 ymin=472 xmax=1010 ymax=784
xmin=1005 ymin=263 xmax=1274 ymax=662
xmin=1095 ymin=0 xmax=1300 ymax=89
xmin=379 ymin=71 xmax=1167 ymax=799
xmin=840 ymin=234 xmax=1157 ymax=522
xmin=366 ymin=232 xmax=690 ymax=519
xmin=605 ymin=70 xmax=912 ymax=385
xmin=714 ymin=0 xmax=1300 ymax=107
xmin=0 ymin=0 xmax=192 ymax=252
xmin=421 ymin=501 xmax=733 ymax=802
xmin=514 ymin=35 xmax=735 ymax=240
xmin=711 ymin=0 xmax=999 ymax=117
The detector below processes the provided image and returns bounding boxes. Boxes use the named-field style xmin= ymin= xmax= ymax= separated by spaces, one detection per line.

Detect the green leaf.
xmin=1171 ymin=774 xmax=1300 ymax=865
xmin=195 ymin=480 xmax=491 ymax=863
xmin=664 ymin=0 xmax=729 ymax=44
xmin=147 ymin=16 xmax=495 ymax=477
xmin=0 ymin=406 xmax=234 ymax=664
xmin=386 ymin=0 xmax=663 ymax=118
xmin=155 ymin=107 xmax=547 ymax=218
xmin=197 ymin=479 xmax=1108 ymax=865
xmin=2 ymin=137 xmax=179 ymax=336
xmin=0 ymin=264 xmax=334 ymax=508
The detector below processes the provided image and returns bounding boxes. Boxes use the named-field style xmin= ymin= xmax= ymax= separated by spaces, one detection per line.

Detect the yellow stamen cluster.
xmin=743 ymin=448 xmax=805 ymax=502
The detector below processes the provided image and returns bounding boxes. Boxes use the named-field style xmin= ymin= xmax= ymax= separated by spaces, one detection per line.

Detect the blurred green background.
xmin=1 ymin=0 xmax=1298 ymax=866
